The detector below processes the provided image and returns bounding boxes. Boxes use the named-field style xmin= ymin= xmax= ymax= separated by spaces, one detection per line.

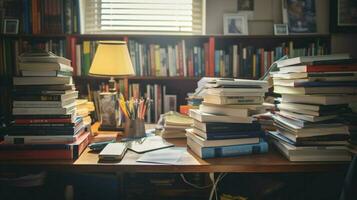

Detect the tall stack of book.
xmin=0 ymin=51 xmax=90 ymax=160
xmin=269 ymin=54 xmax=357 ymax=161
xmin=187 ymin=78 xmax=269 ymax=159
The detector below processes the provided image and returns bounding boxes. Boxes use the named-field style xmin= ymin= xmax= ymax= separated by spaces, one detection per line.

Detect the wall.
xmin=205 ymin=0 xmax=357 ymax=57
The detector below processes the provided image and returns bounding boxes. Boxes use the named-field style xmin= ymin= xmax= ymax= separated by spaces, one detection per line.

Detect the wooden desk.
xmin=0 ymin=123 xmax=349 ymax=173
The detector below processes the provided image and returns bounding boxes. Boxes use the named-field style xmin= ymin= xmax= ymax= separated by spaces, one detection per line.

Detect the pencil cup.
xmin=123 ymin=118 xmax=146 ymax=139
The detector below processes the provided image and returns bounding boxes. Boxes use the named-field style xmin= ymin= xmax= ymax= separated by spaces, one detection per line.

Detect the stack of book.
xmin=75 ymin=99 xmax=95 ymax=132
xmin=158 ymin=112 xmax=193 ymax=139
xmin=187 ymin=78 xmax=269 ymax=159
xmin=0 ymin=51 xmax=90 ymax=160
xmin=269 ymin=54 xmax=357 ymax=161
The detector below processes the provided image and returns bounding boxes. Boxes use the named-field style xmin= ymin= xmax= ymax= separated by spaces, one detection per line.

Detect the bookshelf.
xmin=0 ymin=0 xmax=331 ymax=123
xmin=0 ymin=33 xmax=331 ymax=123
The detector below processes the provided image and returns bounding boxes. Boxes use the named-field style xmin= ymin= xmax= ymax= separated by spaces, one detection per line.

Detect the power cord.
xmin=209 ymin=172 xmax=228 ymax=200
xmin=180 ymin=173 xmax=212 ymax=189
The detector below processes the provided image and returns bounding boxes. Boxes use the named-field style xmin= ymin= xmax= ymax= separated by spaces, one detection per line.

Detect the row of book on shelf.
xmin=1 ymin=38 xmax=327 ymax=80
xmin=14 ymin=0 xmax=83 ymax=34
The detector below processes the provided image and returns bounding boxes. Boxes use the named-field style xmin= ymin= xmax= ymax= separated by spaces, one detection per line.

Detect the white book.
xmin=13 ymin=76 xmax=73 ymax=85
xmin=279 ymin=110 xmax=337 ymax=122
xmin=189 ymin=109 xmax=253 ymax=123
xmin=199 ymin=104 xmax=249 ymax=117
xmin=4 ymin=134 xmax=80 ymax=144
xmin=207 ymin=88 xmax=266 ymax=96
xmin=274 ymin=85 xmax=357 ymax=95
xmin=13 ymin=104 xmax=76 ymax=115
xmin=19 ymin=62 xmax=73 ymax=72
xmin=272 ymin=139 xmax=351 ymax=162
xmin=204 ymin=94 xmax=263 ymax=105
xmin=276 ymin=54 xmax=350 ymax=68
xmin=281 ymin=94 xmax=357 ymax=105
xmin=13 ymin=98 xmax=76 ymax=108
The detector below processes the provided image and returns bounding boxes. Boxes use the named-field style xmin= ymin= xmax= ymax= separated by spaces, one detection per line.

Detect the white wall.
xmin=205 ymin=0 xmax=357 ymax=57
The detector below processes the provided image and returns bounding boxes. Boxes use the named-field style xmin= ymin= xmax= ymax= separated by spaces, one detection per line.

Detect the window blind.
xmin=83 ymin=0 xmax=205 ymax=35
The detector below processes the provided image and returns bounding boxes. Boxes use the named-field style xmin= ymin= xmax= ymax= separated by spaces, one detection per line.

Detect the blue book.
xmin=187 ymin=138 xmax=268 ymax=159
xmin=214 ymin=51 xmax=220 ymax=76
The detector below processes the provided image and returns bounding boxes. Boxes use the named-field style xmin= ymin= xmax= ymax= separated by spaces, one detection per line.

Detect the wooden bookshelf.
xmin=1 ymin=33 xmax=331 ymax=122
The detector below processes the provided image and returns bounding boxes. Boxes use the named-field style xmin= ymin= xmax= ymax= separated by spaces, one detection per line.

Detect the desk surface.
xmin=1 ymin=123 xmax=349 ymax=173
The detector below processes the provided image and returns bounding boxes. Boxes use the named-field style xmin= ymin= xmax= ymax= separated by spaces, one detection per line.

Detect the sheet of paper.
xmin=136 ymin=147 xmax=186 ymax=165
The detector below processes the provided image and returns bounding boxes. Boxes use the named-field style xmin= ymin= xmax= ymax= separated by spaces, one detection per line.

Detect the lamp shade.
xmin=89 ymin=41 xmax=135 ymax=77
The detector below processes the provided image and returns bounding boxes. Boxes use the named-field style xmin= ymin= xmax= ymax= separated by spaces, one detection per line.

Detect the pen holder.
xmin=123 ymin=118 xmax=146 ymax=139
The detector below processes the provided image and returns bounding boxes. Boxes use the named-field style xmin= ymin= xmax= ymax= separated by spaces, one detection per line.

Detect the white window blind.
xmin=83 ymin=0 xmax=205 ymax=35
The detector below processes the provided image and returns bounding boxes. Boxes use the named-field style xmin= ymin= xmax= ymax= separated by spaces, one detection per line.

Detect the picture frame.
xmin=237 ymin=0 xmax=254 ymax=11
xmin=223 ymin=14 xmax=248 ymax=35
xmin=274 ymin=24 xmax=289 ymax=35
xmin=282 ymin=0 xmax=317 ymax=34
xmin=3 ymin=19 xmax=19 ymax=34
xmin=330 ymin=0 xmax=357 ymax=33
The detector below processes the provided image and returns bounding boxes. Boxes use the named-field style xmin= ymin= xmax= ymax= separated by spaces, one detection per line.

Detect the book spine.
xmin=205 ymin=130 xmax=265 ymax=140
xmin=0 ymin=149 xmax=73 ymax=160
xmin=200 ymin=140 xmax=268 ymax=159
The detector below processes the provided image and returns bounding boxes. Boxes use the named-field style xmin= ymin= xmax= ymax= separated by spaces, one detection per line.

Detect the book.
xmin=281 ymin=94 xmax=357 ymax=105
xmin=278 ymin=64 xmax=357 ymax=73
xmin=207 ymin=88 xmax=266 ymax=96
xmin=278 ymin=110 xmax=337 ymax=122
xmin=276 ymin=54 xmax=350 ymax=68
xmin=271 ymin=139 xmax=351 ymax=162
xmin=12 ymin=104 xmax=76 ymax=115
xmin=187 ymin=137 xmax=268 ymax=159
xmin=3 ymin=130 xmax=87 ymax=145
xmin=186 ymin=129 xmax=259 ymax=147
xmin=14 ymin=84 xmax=75 ymax=91
xmin=13 ymin=76 xmax=73 ymax=85
xmin=272 ymin=72 xmax=357 ymax=80
xmin=189 ymin=109 xmax=253 ymax=123
xmin=199 ymin=104 xmax=250 ymax=117
xmin=193 ymin=120 xmax=261 ymax=133
xmin=19 ymin=54 xmax=71 ymax=66
xmin=269 ymin=131 xmax=349 ymax=146
xmin=204 ymin=95 xmax=263 ymax=105
xmin=13 ymin=98 xmax=76 ymax=108
xmin=201 ymin=102 xmax=264 ymax=110
xmin=7 ymin=124 xmax=84 ymax=136
xmin=19 ymin=62 xmax=73 ymax=72
xmin=274 ymin=85 xmax=357 ymax=95
xmin=277 ymin=103 xmax=349 ymax=116
xmin=190 ymin=127 xmax=264 ymax=140
xmin=273 ymin=79 xmax=357 ymax=87
xmin=21 ymin=70 xmax=73 ymax=77
xmin=276 ymin=102 xmax=348 ymax=112
xmin=0 ymin=132 xmax=90 ymax=160
xmin=13 ymin=91 xmax=78 ymax=101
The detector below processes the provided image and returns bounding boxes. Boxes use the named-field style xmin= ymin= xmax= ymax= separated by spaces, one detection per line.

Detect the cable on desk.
xmin=180 ymin=174 xmax=212 ymax=189
xmin=209 ymin=172 xmax=228 ymax=200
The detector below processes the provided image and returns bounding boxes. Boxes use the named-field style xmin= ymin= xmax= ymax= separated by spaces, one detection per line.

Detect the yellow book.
xmin=253 ymin=54 xmax=256 ymax=77
xmin=154 ymin=45 xmax=161 ymax=76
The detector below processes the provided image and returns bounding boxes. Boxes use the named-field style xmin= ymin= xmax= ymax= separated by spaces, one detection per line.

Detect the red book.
xmin=188 ymin=50 xmax=194 ymax=77
xmin=279 ymin=64 xmax=357 ymax=73
xmin=208 ymin=37 xmax=215 ymax=77
xmin=204 ymin=43 xmax=209 ymax=77
xmin=69 ymin=37 xmax=77 ymax=76
xmin=15 ymin=118 xmax=73 ymax=124
xmin=260 ymin=48 xmax=265 ymax=76
xmin=0 ymin=132 xmax=90 ymax=160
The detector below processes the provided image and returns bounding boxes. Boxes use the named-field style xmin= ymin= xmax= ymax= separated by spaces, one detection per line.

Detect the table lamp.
xmin=89 ymin=41 xmax=135 ymax=131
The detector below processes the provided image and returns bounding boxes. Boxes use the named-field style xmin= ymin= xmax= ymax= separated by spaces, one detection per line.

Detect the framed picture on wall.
xmin=274 ymin=24 xmax=289 ymax=35
xmin=3 ymin=19 xmax=19 ymax=34
xmin=223 ymin=14 xmax=248 ymax=35
xmin=282 ymin=0 xmax=317 ymax=34
xmin=330 ymin=0 xmax=357 ymax=33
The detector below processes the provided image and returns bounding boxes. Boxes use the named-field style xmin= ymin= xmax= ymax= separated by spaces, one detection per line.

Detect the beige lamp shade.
xmin=89 ymin=41 xmax=135 ymax=77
